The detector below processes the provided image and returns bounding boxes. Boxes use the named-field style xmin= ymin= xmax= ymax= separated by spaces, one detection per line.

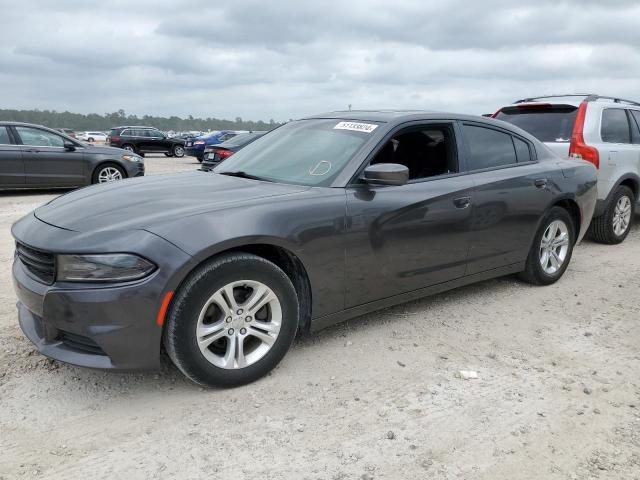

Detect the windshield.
xmin=215 ymin=119 xmax=377 ymax=186
xmin=221 ymin=132 xmax=265 ymax=147
xmin=495 ymin=105 xmax=578 ymax=143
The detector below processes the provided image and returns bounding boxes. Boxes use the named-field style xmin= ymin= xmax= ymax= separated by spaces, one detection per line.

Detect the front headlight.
xmin=57 ymin=254 xmax=156 ymax=282
xmin=122 ymin=154 xmax=143 ymax=162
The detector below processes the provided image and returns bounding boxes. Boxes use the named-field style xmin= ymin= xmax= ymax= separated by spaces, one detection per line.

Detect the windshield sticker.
xmin=309 ymin=160 xmax=332 ymax=176
xmin=333 ymin=121 xmax=378 ymax=133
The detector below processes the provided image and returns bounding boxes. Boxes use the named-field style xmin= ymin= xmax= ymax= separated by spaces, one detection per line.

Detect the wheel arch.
xmin=550 ymin=197 xmax=581 ymax=243
xmin=91 ymin=161 xmax=128 ymax=183
xmin=170 ymin=242 xmax=313 ymax=333
xmin=615 ymin=173 xmax=639 ymax=200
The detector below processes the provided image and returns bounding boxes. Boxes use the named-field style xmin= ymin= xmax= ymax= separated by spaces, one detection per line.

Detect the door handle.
xmin=534 ymin=178 xmax=547 ymax=188
xmin=453 ymin=196 xmax=471 ymax=209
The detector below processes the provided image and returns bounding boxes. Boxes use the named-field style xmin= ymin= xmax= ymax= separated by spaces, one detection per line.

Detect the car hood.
xmin=34 ymin=172 xmax=309 ymax=233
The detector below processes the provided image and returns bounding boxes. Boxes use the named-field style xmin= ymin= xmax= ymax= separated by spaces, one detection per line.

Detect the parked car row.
xmin=184 ymin=130 xmax=242 ymax=162
xmin=200 ymin=131 xmax=267 ymax=171
xmin=13 ymin=108 xmax=608 ymax=387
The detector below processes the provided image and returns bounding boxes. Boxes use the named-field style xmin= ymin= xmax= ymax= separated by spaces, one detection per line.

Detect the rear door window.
xmin=462 ymin=125 xmax=517 ymax=170
xmin=628 ymin=110 xmax=640 ymax=144
xmin=601 ymin=109 xmax=631 ymax=143
xmin=495 ymin=105 xmax=578 ymax=143
xmin=513 ymin=137 xmax=532 ymax=162
xmin=0 ymin=126 xmax=11 ymax=144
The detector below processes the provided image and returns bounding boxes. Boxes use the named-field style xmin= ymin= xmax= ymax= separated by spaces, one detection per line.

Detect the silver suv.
xmin=494 ymin=94 xmax=639 ymax=244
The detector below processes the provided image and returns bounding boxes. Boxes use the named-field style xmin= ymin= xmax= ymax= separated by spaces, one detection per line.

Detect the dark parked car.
xmin=0 ymin=122 xmax=144 ymax=189
xmin=107 ymin=126 xmax=185 ymax=157
xmin=201 ymin=131 xmax=267 ymax=171
xmin=12 ymin=111 xmax=597 ymax=387
xmin=185 ymin=130 xmax=238 ymax=161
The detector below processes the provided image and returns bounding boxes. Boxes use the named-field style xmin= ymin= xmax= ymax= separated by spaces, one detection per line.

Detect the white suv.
xmin=78 ymin=131 xmax=107 ymax=142
xmin=494 ymin=94 xmax=639 ymax=244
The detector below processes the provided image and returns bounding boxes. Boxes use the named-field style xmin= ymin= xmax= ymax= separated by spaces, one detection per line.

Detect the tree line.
xmin=0 ymin=109 xmax=280 ymax=132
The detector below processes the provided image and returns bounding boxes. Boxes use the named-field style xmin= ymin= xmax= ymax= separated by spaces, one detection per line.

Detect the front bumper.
xmin=12 ymin=215 xmax=193 ymax=371
xmin=122 ymin=160 xmax=145 ymax=178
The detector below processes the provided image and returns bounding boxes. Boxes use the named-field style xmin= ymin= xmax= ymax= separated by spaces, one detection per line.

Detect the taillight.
xmin=215 ymin=148 xmax=233 ymax=159
xmin=194 ymin=140 xmax=205 ymax=145
xmin=568 ymin=101 xmax=599 ymax=168
xmin=110 ymin=135 xmax=120 ymax=143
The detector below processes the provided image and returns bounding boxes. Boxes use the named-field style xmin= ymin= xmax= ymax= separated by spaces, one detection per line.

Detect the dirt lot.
xmin=1 ymin=155 xmax=639 ymax=479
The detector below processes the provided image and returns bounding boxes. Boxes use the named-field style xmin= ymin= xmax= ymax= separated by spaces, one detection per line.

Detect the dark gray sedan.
xmin=11 ymin=111 xmax=597 ymax=386
xmin=0 ymin=122 xmax=144 ymax=189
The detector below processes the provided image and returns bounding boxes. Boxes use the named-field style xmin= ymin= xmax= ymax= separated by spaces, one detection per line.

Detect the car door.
xmin=600 ymin=108 xmax=640 ymax=193
xmin=344 ymin=121 xmax=474 ymax=308
xmin=14 ymin=126 xmax=85 ymax=186
xmin=148 ymin=129 xmax=169 ymax=152
xmin=460 ymin=122 xmax=554 ymax=274
xmin=0 ymin=126 xmax=25 ymax=187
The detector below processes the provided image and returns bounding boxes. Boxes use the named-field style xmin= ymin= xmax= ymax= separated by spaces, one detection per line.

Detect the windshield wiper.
xmin=218 ymin=171 xmax=269 ymax=181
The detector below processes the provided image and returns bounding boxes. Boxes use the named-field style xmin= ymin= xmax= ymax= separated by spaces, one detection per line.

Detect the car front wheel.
xmin=518 ymin=206 xmax=575 ymax=285
xmin=163 ymin=253 xmax=299 ymax=387
xmin=92 ymin=164 xmax=126 ymax=184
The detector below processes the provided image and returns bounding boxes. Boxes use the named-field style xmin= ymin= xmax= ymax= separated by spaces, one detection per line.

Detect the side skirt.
xmin=309 ymin=262 xmax=524 ymax=333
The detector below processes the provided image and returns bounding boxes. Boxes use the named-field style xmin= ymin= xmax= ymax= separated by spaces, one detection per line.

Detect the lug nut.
xmin=245 ymin=316 xmax=252 ymax=322
xmin=228 ymin=328 xmax=234 ymax=335
xmin=237 ymin=309 xmax=243 ymax=315
xmin=240 ymin=328 xmax=246 ymax=334
xmin=226 ymin=317 xmax=232 ymax=323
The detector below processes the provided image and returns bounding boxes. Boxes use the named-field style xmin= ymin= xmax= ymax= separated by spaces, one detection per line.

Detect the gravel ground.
xmin=1 ymin=154 xmax=639 ymax=479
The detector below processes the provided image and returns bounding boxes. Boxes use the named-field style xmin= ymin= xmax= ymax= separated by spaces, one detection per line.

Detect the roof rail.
xmin=514 ymin=93 xmax=595 ymax=103
xmin=514 ymin=94 xmax=640 ymax=107
xmin=584 ymin=95 xmax=640 ymax=107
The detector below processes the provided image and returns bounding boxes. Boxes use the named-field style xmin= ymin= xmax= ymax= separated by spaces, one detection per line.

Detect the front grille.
xmin=16 ymin=242 xmax=55 ymax=284
xmin=57 ymin=330 xmax=106 ymax=356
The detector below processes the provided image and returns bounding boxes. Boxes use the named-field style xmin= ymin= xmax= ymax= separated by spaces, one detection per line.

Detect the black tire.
xmin=173 ymin=145 xmax=185 ymax=158
xmin=588 ymin=185 xmax=635 ymax=245
xmin=91 ymin=163 xmax=126 ymax=184
xmin=88 ymin=137 xmax=94 ymax=142
xmin=121 ymin=144 xmax=136 ymax=153
xmin=197 ymin=156 xmax=204 ymax=163
xmin=163 ymin=253 xmax=299 ymax=387
xmin=518 ymin=206 xmax=575 ymax=285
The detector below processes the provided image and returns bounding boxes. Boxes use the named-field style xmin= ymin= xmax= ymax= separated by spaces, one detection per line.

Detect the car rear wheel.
xmin=122 ymin=144 xmax=135 ymax=153
xmin=88 ymin=137 xmax=94 ymax=142
xmin=173 ymin=145 xmax=185 ymax=158
xmin=92 ymin=164 xmax=126 ymax=184
xmin=589 ymin=185 xmax=635 ymax=244
xmin=163 ymin=253 xmax=299 ymax=387
xmin=518 ymin=206 xmax=575 ymax=285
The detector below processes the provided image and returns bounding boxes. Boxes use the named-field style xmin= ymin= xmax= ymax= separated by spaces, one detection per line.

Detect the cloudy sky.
xmin=1 ymin=0 xmax=639 ymax=121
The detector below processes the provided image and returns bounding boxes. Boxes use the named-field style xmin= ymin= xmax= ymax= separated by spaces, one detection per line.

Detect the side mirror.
xmin=63 ymin=141 xmax=76 ymax=151
xmin=362 ymin=163 xmax=409 ymax=186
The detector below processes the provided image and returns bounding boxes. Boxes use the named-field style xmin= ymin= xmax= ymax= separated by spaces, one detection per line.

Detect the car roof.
xmin=303 ymin=109 xmax=508 ymax=126
xmin=112 ymin=125 xmax=159 ymax=129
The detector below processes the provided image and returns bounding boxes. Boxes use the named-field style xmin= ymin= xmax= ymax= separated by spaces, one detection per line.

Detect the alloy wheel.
xmin=123 ymin=145 xmax=134 ymax=152
xmin=539 ymin=219 xmax=570 ymax=275
xmin=613 ymin=195 xmax=632 ymax=237
xmin=174 ymin=146 xmax=184 ymax=157
xmin=196 ymin=280 xmax=282 ymax=369
xmin=98 ymin=167 xmax=123 ymax=183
